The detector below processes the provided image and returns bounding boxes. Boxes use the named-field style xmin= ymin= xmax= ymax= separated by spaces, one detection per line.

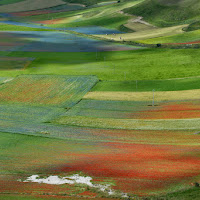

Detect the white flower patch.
xmin=23 ymin=174 xmax=128 ymax=198
xmin=24 ymin=175 xmax=74 ymax=185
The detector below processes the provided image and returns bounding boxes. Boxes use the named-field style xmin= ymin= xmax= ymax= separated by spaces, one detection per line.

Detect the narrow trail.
xmin=118 ymin=10 xmax=156 ymax=28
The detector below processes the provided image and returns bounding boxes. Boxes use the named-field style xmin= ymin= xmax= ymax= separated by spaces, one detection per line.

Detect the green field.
xmin=63 ymin=0 xmax=122 ymax=6
xmin=92 ymin=77 xmax=200 ymax=92
xmin=0 ymin=23 xmax=55 ymax=31
xmin=54 ymin=114 xmax=200 ymax=130
xmin=0 ymin=0 xmax=23 ymax=5
xmin=139 ymin=29 xmax=200 ymax=44
xmin=124 ymin=0 xmax=200 ymax=27
xmin=0 ymin=77 xmax=12 ymax=84
xmin=186 ymin=21 xmax=200 ymax=32
xmin=0 ymin=57 xmax=33 ymax=70
xmin=0 ymin=49 xmax=200 ymax=82
xmin=25 ymin=0 xmax=144 ymax=30
xmin=0 ymin=104 xmax=64 ymax=123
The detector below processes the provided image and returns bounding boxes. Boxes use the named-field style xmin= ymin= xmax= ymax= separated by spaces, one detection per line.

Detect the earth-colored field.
xmin=84 ymin=89 xmax=200 ymax=101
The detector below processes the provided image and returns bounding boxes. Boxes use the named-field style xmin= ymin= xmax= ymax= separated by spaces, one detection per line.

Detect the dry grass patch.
xmin=0 ymin=0 xmax=66 ymax=12
xmin=95 ymin=24 xmax=186 ymax=41
xmin=55 ymin=116 xmax=200 ymax=131
xmin=84 ymin=89 xmax=200 ymax=101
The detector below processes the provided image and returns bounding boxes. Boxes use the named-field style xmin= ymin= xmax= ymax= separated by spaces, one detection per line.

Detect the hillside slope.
xmin=123 ymin=0 xmax=200 ymax=27
xmin=0 ymin=0 xmax=66 ymax=12
xmin=62 ymin=0 xmax=122 ymax=6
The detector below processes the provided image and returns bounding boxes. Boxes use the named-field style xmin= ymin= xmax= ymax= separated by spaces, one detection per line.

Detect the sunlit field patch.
xmin=84 ymin=90 xmax=200 ymax=101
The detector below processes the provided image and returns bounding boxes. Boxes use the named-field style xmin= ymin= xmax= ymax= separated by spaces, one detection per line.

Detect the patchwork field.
xmin=0 ymin=104 xmax=65 ymax=123
xmin=0 ymin=131 xmax=200 ymax=199
xmin=61 ymin=99 xmax=200 ymax=119
xmin=54 ymin=99 xmax=200 ymax=130
xmin=0 ymin=0 xmax=200 ymax=199
xmin=0 ymin=75 xmax=98 ymax=107
xmin=84 ymin=89 xmax=200 ymax=101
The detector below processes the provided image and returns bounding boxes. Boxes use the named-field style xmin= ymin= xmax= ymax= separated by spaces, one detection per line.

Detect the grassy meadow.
xmin=1 ymin=49 xmax=200 ymax=81
xmin=139 ymin=29 xmax=200 ymax=44
xmin=0 ymin=23 xmax=56 ymax=31
xmin=0 ymin=0 xmax=24 ymax=5
xmin=124 ymin=0 xmax=200 ymax=27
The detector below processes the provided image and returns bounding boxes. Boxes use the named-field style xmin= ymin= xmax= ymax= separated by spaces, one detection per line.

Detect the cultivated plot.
xmin=0 ymin=75 xmax=98 ymax=107
xmin=62 ymin=99 xmax=200 ymax=119
xmin=0 ymin=131 xmax=200 ymax=198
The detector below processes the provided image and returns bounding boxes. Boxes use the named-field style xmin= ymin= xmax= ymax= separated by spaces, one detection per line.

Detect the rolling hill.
xmin=123 ymin=0 xmax=200 ymax=27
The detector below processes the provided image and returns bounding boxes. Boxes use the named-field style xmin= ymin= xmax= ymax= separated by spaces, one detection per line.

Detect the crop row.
xmin=0 ymin=75 xmax=98 ymax=107
xmin=62 ymin=99 xmax=200 ymax=119
xmin=0 ymin=104 xmax=65 ymax=123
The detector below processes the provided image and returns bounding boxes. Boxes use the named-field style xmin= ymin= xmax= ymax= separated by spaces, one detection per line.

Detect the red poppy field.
xmin=128 ymin=101 xmax=200 ymax=119
xmin=1 ymin=129 xmax=200 ymax=198
xmin=64 ymin=99 xmax=200 ymax=120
